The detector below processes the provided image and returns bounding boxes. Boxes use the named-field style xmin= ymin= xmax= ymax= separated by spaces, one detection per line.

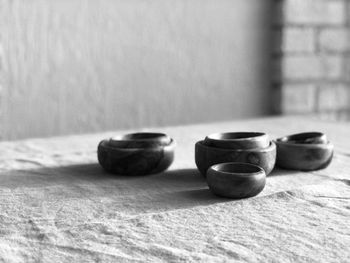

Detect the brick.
xmin=317 ymin=111 xmax=339 ymax=121
xmin=319 ymin=28 xmax=350 ymax=52
xmin=282 ymin=84 xmax=317 ymax=113
xmin=272 ymin=0 xmax=284 ymax=26
xmin=283 ymin=27 xmax=315 ymax=53
xmin=317 ymin=110 xmax=350 ymax=121
xmin=344 ymin=56 xmax=350 ymax=82
xmin=284 ymin=0 xmax=346 ymax=25
xmin=272 ymin=85 xmax=282 ymax=113
xmin=272 ymin=29 xmax=283 ymax=54
xmin=272 ymin=58 xmax=282 ymax=83
xmin=318 ymin=84 xmax=350 ymax=111
xmin=282 ymin=55 xmax=343 ymax=80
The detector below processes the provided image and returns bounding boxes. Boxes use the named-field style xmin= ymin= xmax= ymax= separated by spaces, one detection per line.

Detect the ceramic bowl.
xmin=207 ymin=162 xmax=266 ymax=199
xmin=277 ymin=132 xmax=327 ymax=145
xmin=109 ymin=132 xmax=171 ymax=148
xmin=98 ymin=139 xmax=175 ymax=175
xmin=204 ymin=132 xmax=269 ymax=149
xmin=195 ymin=140 xmax=276 ymax=177
xmin=275 ymin=137 xmax=333 ymax=171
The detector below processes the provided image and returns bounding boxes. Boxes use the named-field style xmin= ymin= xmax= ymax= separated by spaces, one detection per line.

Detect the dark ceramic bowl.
xmin=277 ymin=132 xmax=327 ymax=145
xmin=195 ymin=140 xmax=276 ymax=177
xmin=204 ymin=132 xmax=269 ymax=149
xmin=98 ymin=139 xmax=175 ymax=175
xmin=275 ymin=137 xmax=333 ymax=171
xmin=207 ymin=162 xmax=266 ymax=199
xmin=109 ymin=132 xmax=171 ymax=148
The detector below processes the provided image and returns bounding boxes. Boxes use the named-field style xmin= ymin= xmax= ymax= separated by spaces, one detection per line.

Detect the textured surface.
xmin=0 ymin=0 xmax=272 ymax=140
xmin=0 ymin=116 xmax=349 ymax=262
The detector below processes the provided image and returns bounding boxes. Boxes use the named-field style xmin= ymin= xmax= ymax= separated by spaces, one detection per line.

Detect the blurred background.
xmin=0 ymin=0 xmax=349 ymax=140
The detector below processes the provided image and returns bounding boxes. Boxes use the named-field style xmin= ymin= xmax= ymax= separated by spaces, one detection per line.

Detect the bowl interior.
xmin=211 ymin=162 xmax=263 ymax=175
xmin=277 ymin=132 xmax=326 ymax=144
xmin=207 ymin=132 xmax=266 ymax=141
xmin=198 ymin=140 xmax=275 ymax=152
xmin=112 ymin=132 xmax=168 ymax=142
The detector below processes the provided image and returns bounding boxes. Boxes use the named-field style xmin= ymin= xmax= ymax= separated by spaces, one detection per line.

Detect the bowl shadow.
xmin=0 ymin=164 xmax=233 ymax=213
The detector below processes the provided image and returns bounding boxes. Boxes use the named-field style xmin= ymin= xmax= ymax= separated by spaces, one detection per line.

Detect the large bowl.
xmin=207 ymin=162 xmax=266 ymax=199
xmin=204 ymin=132 xmax=269 ymax=149
xmin=98 ymin=139 xmax=175 ymax=175
xmin=195 ymin=140 xmax=276 ymax=177
xmin=275 ymin=138 xmax=333 ymax=171
xmin=109 ymin=132 xmax=171 ymax=148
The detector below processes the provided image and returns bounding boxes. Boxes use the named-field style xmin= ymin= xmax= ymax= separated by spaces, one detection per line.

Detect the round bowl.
xmin=207 ymin=162 xmax=266 ymax=199
xmin=204 ymin=132 xmax=269 ymax=149
xmin=195 ymin=140 xmax=276 ymax=177
xmin=277 ymin=132 xmax=327 ymax=145
xmin=98 ymin=139 xmax=175 ymax=175
xmin=275 ymin=139 xmax=333 ymax=171
xmin=109 ymin=132 xmax=171 ymax=148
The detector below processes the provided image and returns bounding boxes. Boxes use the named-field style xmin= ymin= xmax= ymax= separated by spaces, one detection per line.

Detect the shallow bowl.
xmin=207 ymin=162 xmax=266 ymax=199
xmin=98 ymin=139 xmax=175 ymax=175
xmin=275 ymin=138 xmax=333 ymax=171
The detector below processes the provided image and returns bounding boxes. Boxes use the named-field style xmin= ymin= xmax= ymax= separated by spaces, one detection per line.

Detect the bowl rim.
xmin=109 ymin=132 xmax=171 ymax=147
xmin=208 ymin=162 xmax=265 ymax=177
xmin=275 ymin=132 xmax=327 ymax=145
xmin=111 ymin=132 xmax=169 ymax=141
xmin=206 ymin=131 xmax=267 ymax=141
xmin=204 ymin=132 xmax=269 ymax=149
xmin=196 ymin=140 xmax=276 ymax=153
xmin=274 ymin=139 xmax=333 ymax=149
xmin=99 ymin=138 xmax=176 ymax=151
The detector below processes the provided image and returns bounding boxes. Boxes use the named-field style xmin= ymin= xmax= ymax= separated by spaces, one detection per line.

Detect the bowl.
xmin=204 ymin=132 xmax=269 ymax=149
xmin=277 ymin=132 xmax=327 ymax=145
xmin=195 ymin=140 xmax=276 ymax=177
xmin=98 ymin=139 xmax=175 ymax=175
xmin=207 ymin=162 xmax=266 ymax=199
xmin=275 ymin=137 xmax=333 ymax=171
xmin=109 ymin=132 xmax=171 ymax=148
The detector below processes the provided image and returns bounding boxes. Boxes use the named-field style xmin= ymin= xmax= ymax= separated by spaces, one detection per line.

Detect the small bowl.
xmin=277 ymin=132 xmax=327 ymax=145
xmin=98 ymin=139 xmax=175 ymax=175
xmin=204 ymin=132 xmax=269 ymax=149
xmin=195 ymin=140 xmax=276 ymax=177
xmin=207 ymin=162 xmax=266 ymax=199
xmin=109 ymin=132 xmax=171 ymax=148
xmin=275 ymin=137 xmax=333 ymax=171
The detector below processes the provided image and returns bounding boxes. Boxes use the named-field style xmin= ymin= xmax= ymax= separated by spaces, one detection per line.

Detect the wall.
xmin=0 ymin=0 xmax=273 ymax=140
xmin=273 ymin=0 xmax=350 ymax=120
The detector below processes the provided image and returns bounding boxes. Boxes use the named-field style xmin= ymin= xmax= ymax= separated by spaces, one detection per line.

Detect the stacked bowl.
xmin=98 ymin=132 xmax=175 ymax=175
xmin=275 ymin=132 xmax=334 ymax=171
xmin=195 ymin=132 xmax=276 ymax=177
xmin=195 ymin=132 xmax=276 ymax=198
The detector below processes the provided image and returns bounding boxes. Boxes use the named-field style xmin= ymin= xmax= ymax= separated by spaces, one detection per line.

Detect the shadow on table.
xmin=0 ymin=163 xmax=233 ymax=212
xmin=0 ymin=163 xmax=314 ymax=213
xmin=268 ymin=167 xmax=301 ymax=177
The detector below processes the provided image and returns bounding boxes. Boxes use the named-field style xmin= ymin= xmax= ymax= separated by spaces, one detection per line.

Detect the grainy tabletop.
xmin=0 ymin=116 xmax=349 ymax=262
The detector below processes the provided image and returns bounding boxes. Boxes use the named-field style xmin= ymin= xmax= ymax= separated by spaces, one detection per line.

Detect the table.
xmin=0 ymin=116 xmax=349 ymax=262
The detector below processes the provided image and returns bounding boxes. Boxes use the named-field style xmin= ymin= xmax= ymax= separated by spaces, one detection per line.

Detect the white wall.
xmin=0 ymin=0 xmax=273 ymax=140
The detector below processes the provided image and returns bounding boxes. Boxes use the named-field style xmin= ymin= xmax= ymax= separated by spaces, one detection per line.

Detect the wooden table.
xmin=0 ymin=116 xmax=349 ymax=262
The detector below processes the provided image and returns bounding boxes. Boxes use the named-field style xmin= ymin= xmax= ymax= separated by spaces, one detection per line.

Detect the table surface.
xmin=0 ymin=116 xmax=349 ymax=262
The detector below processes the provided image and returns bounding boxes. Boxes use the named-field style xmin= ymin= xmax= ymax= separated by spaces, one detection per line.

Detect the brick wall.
xmin=273 ymin=0 xmax=350 ymax=120
xmin=0 ymin=33 xmax=3 ymax=140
